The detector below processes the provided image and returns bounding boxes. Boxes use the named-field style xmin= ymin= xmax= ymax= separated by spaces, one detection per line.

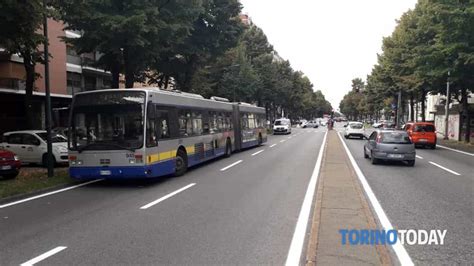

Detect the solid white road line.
xmin=288 ymin=136 xmax=292 ymax=139
xmin=251 ymin=150 xmax=264 ymax=156
xmin=416 ymin=155 xmax=424 ymax=159
xmin=429 ymin=161 xmax=461 ymax=176
xmin=280 ymin=140 xmax=286 ymax=143
xmin=20 ymin=246 xmax=67 ymax=266
xmin=285 ymin=131 xmax=327 ymax=266
xmin=220 ymin=160 xmax=243 ymax=171
xmin=337 ymin=133 xmax=414 ymax=266
xmin=0 ymin=179 xmax=103 ymax=209
xmin=437 ymin=145 xmax=474 ymax=157
xmin=270 ymin=144 xmax=277 ymax=148
xmin=140 ymin=183 xmax=196 ymax=210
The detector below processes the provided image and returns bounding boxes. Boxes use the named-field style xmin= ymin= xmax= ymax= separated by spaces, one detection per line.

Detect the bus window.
xmin=209 ymin=112 xmax=218 ymax=133
xmin=217 ymin=113 xmax=224 ymax=131
xmin=146 ymin=104 xmax=157 ymax=147
xmin=248 ymin=113 xmax=256 ymax=129
xmin=241 ymin=113 xmax=249 ymax=129
xmin=156 ymin=110 xmax=170 ymax=139
xmin=226 ymin=112 xmax=233 ymax=130
xmin=193 ymin=111 xmax=203 ymax=135
xmin=179 ymin=110 xmax=193 ymax=137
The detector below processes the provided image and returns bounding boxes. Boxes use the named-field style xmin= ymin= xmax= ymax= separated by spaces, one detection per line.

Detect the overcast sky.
xmin=240 ymin=0 xmax=417 ymax=110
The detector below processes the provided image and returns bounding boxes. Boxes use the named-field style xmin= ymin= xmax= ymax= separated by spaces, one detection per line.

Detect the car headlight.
xmin=14 ymin=155 xmax=19 ymax=161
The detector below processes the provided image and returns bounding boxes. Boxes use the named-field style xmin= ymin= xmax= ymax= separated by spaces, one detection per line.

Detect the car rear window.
xmin=350 ymin=123 xmax=363 ymax=129
xmin=413 ymin=124 xmax=435 ymax=132
xmin=381 ymin=132 xmax=412 ymax=144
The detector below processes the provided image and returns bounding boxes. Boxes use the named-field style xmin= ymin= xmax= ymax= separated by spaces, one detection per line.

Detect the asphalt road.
xmin=337 ymin=123 xmax=473 ymax=265
xmin=0 ymin=128 xmax=326 ymax=265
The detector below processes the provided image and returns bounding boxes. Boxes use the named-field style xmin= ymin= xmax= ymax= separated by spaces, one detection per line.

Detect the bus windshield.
xmin=69 ymin=91 xmax=145 ymax=151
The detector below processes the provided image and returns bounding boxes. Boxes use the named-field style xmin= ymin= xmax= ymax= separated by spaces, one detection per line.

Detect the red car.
xmin=0 ymin=148 xmax=21 ymax=179
xmin=403 ymin=122 xmax=437 ymax=149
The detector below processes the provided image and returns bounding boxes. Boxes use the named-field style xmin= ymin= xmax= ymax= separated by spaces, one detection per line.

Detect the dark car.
xmin=0 ymin=148 xmax=21 ymax=179
xmin=363 ymin=129 xmax=416 ymax=166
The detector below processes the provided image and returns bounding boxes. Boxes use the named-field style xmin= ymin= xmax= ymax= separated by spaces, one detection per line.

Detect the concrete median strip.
xmin=304 ymin=130 xmax=411 ymax=265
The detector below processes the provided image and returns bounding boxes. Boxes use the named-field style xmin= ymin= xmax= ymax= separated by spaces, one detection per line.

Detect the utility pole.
xmin=43 ymin=0 xmax=54 ymax=177
xmin=444 ymin=71 xmax=450 ymax=140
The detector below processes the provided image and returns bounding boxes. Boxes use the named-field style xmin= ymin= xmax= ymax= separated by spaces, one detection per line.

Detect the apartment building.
xmin=0 ymin=19 xmax=111 ymax=134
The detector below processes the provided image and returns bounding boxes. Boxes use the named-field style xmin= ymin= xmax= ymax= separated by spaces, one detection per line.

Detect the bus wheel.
xmin=175 ymin=150 xmax=188 ymax=176
xmin=258 ymin=134 xmax=263 ymax=145
xmin=224 ymin=140 xmax=232 ymax=158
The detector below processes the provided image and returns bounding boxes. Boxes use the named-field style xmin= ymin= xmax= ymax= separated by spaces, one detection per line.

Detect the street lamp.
xmin=444 ymin=71 xmax=450 ymax=140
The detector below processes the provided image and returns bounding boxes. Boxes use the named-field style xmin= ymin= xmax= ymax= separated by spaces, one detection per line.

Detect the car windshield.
xmin=69 ymin=91 xmax=145 ymax=151
xmin=36 ymin=133 xmax=67 ymax=143
xmin=350 ymin=123 xmax=363 ymax=129
xmin=275 ymin=120 xmax=289 ymax=125
xmin=414 ymin=124 xmax=435 ymax=132
xmin=381 ymin=132 xmax=412 ymax=144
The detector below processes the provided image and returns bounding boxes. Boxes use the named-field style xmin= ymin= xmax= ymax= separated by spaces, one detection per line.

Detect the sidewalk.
xmin=437 ymin=138 xmax=474 ymax=154
xmin=305 ymin=130 xmax=391 ymax=265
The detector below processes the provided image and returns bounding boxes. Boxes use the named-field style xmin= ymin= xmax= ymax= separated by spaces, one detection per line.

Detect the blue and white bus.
xmin=68 ymin=88 xmax=267 ymax=179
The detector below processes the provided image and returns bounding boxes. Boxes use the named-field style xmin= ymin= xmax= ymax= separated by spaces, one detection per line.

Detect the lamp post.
xmin=444 ymin=71 xmax=450 ymax=140
xmin=43 ymin=0 xmax=54 ymax=177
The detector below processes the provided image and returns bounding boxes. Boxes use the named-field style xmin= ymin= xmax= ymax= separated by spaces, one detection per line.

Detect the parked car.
xmin=363 ymin=129 xmax=416 ymax=166
xmin=303 ymin=121 xmax=319 ymax=128
xmin=273 ymin=118 xmax=292 ymax=134
xmin=0 ymin=148 xmax=21 ymax=179
xmin=403 ymin=122 xmax=437 ymax=149
xmin=372 ymin=121 xmax=383 ymax=128
xmin=344 ymin=122 xmax=365 ymax=139
xmin=0 ymin=130 xmax=69 ymax=166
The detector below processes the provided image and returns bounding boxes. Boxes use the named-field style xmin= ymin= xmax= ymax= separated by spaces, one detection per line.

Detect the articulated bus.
xmin=68 ymin=88 xmax=267 ymax=179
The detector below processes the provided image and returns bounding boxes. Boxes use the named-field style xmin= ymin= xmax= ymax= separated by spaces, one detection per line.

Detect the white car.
xmin=344 ymin=122 xmax=365 ymax=139
xmin=273 ymin=118 xmax=291 ymax=134
xmin=0 ymin=130 xmax=68 ymax=166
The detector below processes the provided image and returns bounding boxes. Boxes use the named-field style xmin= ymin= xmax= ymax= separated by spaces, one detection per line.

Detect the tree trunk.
xmin=22 ymin=50 xmax=35 ymax=130
xmin=111 ymin=60 xmax=120 ymax=88
xmin=420 ymin=88 xmax=426 ymax=122
xmin=461 ymin=88 xmax=471 ymax=143
xmin=123 ymin=48 xmax=135 ymax=88
xmin=409 ymin=92 xmax=414 ymax=122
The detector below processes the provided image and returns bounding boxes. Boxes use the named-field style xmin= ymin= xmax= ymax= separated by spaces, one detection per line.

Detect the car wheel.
xmin=42 ymin=154 xmax=56 ymax=168
xmin=371 ymin=152 xmax=378 ymax=165
xmin=174 ymin=149 xmax=188 ymax=176
xmin=364 ymin=148 xmax=369 ymax=158
xmin=3 ymin=173 xmax=18 ymax=179
xmin=407 ymin=160 xmax=415 ymax=167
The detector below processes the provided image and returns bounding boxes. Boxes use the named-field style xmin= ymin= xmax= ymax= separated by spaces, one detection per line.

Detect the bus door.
xmin=232 ymin=105 xmax=242 ymax=150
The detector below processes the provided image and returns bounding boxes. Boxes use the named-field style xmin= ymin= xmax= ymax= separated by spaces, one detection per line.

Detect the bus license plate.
xmin=388 ymin=154 xmax=403 ymax=158
xmin=100 ymin=170 xmax=111 ymax=176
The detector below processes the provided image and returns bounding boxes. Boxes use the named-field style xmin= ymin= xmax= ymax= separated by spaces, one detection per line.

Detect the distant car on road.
xmin=273 ymin=118 xmax=292 ymax=134
xmin=303 ymin=121 xmax=319 ymax=128
xmin=403 ymin=122 xmax=437 ymax=149
xmin=0 ymin=130 xmax=69 ymax=166
xmin=344 ymin=122 xmax=365 ymax=139
xmin=0 ymin=148 xmax=21 ymax=179
xmin=363 ymin=129 xmax=416 ymax=166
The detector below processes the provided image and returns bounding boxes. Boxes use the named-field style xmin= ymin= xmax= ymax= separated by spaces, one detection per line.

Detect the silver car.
xmin=363 ymin=129 xmax=416 ymax=166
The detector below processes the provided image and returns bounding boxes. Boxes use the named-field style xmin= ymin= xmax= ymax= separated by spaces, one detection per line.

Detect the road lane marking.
xmin=220 ymin=160 xmax=243 ymax=171
xmin=0 ymin=179 xmax=103 ymax=209
xmin=21 ymin=246 xmax=67 ymax=266
xmin=437 ymin=145 xmax=474 ymax=157
xmin=337 ymin=133 xmax=414 ymax=266
xmin=280 ymin=140 xmax=286 ymax=143
xmin=288 ymin=136 xmax=292 ymax=139
xmin=251 ymin=150 xmax=264 ymax=156
xmin=429 ymin=161 xmax=461 ymax=176
xmin=140 ymin=183 xmax=196 ymax=210
xmin=285 ymin=131 xmax=327 ymax=266
xmin=270 ymin=144 xmax=277 ymax=148
xmin=416 ymin=155 xmax=423 ymax=159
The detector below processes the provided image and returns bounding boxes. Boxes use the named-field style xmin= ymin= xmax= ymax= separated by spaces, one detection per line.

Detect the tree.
xmin=0 ymin=0 xmax=47 ymax=129
xmin=58 ymin=0 xmax=202 ymax=88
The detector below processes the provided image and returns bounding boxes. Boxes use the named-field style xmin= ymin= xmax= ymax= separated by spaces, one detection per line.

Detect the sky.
xmin=239 ymin=0 xmax=418 ymax=110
